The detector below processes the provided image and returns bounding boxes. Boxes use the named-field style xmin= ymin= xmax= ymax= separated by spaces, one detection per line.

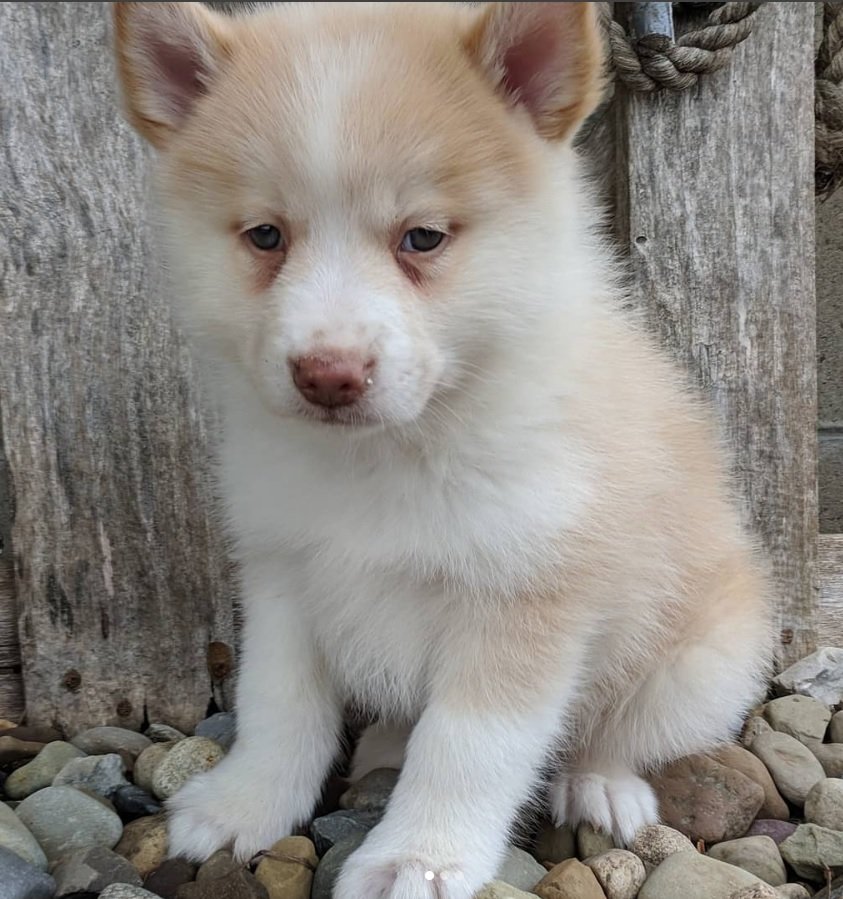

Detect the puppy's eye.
xmin=400 ymin=228 xmax=446 ymax=253
xmin=246 ymin=224 xmax=283 ymax=251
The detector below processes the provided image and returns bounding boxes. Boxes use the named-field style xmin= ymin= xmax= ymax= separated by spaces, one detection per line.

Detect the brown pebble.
xmin=534 ymin=858 xmax=607 ymax=899
xmin=255 ymin=836 xmax=317 ymax=899
xmin=176 ymin=869 xmax=269 ymax=899
xmin=144 ymin=858 xmax=198 ymax=898
xmin=0 ymin=735 xmax=45 ymax=765
xmin=115 ymin=813 xmax=169 ymax=877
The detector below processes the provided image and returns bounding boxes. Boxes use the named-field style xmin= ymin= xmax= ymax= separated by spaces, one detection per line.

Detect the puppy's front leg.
xmin=335 ymin=606 xmax=579 ymax=899
xmin=168 ymin=561 xmax=341 ymax=862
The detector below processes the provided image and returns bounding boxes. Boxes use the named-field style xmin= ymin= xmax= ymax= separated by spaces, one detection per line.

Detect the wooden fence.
xmin=0 ymin=2 xmax=837 ymax=733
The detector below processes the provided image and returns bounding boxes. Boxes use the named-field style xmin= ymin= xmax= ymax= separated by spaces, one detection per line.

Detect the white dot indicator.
xmin=424 ymin=871 xmax=435 ymax=881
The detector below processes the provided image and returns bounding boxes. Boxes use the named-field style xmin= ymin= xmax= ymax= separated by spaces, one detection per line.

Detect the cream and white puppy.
xmin=113 ymin=3 xmax=774 ymax=897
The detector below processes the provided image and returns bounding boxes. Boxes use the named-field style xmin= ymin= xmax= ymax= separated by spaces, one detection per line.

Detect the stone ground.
xmin=1 ymin=647 xmax=842 ymax=899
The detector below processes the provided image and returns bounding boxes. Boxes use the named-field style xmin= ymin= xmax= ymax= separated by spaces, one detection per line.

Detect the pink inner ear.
xmin=501 ymin=24 xmax=564 ymax=115
xmin=148 ymin=35 xmax=208 ymax=122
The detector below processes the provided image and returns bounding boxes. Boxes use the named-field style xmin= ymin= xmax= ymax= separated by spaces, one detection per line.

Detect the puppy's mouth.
xmin=294 ymin=403 xmax=386 ymax=431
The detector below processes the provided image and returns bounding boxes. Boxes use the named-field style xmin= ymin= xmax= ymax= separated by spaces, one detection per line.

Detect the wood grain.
xmin=818 ymin=534 xmax=843 ymax=648
xmin=0 ymin=3 xmax=236 ymax=733
xmin=615 ymin=3 xmax=818 ymax=665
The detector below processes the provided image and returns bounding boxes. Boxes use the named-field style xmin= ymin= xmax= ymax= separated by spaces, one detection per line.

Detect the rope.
xmin=599 ymin=3 xmax=763 ymax=94
xmin=817 ymin=3 xmax=843 ymax=200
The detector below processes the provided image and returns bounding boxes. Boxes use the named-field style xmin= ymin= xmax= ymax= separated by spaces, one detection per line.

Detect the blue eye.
xmin=400 ymin=228 xmax=446 ymax=253
xmin=246 ymin=224 xmax=283 ymax=251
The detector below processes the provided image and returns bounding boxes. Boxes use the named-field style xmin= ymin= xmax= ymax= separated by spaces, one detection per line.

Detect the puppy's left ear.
xmin=463 ymin=2 xmax=604 ymax=142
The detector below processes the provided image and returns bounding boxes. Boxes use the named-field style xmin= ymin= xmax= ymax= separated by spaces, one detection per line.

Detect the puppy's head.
xmin=114 ymin=2 xmax=602 ymax=430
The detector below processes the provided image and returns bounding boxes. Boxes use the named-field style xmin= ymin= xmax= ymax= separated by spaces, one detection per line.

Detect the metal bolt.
xmin=62 ymin=669 xmax=82 ymax=691
xmin=116 ymin=699 xmax=132 ymax=718
xmin=780 ymin=628 xmax=794 ymax=645
xmin=207 ymin=641 xmax=234 ymax=682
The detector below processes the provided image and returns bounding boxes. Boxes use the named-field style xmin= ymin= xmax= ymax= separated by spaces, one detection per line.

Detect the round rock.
xmin=145 ymin=724 xmax=186 ymax=744
xmin=830 ymin=710 xmax=843 ymax=743
xmin=779 ymin=823 xmax=843 ymax=880
xmin=576 ymin=822 xmax=615 ymax=860
xmin=338 ymin=768 xmax=399 ymax=814
xmin=629 ymin=824 xmax=695 ymax=869
xmin=807 ymin=740 xmax=843 ymax=777
xmin=310 ymin=833 xmax=366 ymax=899
xmin=0 ymin=845 xmax=56 ymax=899
xmin=476 ymin=882 xmax=544 ymax=898
xmin=134 ymin=743 xmax=176 ymax=795
xmin=707 ymin=836 xmax=786 ymax=886
xmin=774 ymin=887 xmax=810 ymax=899
xmin=495 ymin=845 xmax=547 ymax=891
xmin=650 ymin=754 xmax=764 ymax=844
xmin=194 ymin=713 xmax=236 ymax=751
xmin=0 ymin=799 xmax=48 ymax=870
xmin=115 ymin=813 xmax=169 ymax=878
xmin=749 ymin=731 xmax=826 ymax=805
xmin=5 ymin=741 xmax=87 ymax=799
xmin=727 ymin=886 xmax=778 ymax=899
xmin=745 ymin=820 xmax=798 ymax=845
xmin=71 ymin=727 xmax=152 ymax=759
xmin=100 ymin=886 xmax=162 ymax=899
xmin=255 ymin=835 xmax=317 ymax=899
xmin=112 ymin=784 xmax=163 ymax=822
xmin=764 ymin=696 xmax=832 ymax=746
xmin=0 ymin=736 xmax=47 ymax=766
xmin=144 ymin=857 xmax=197 ymax=899
xmin=585 ymin=849 xmax=646 ymax=899
xmin=15 ymin=785 xmax=123 ymax=863
xmin=804 ymin=777 xmax=843 ymax=831
xmin=52 ymin=752 xmax=129 ymax=798
xmin=708 ymin=744 xmax=790 ymax=821
xmin=771 ymin=647 xmax=843 ymax=706
xmin=309 ymin=808 xmax=379 ymax=857
xmin=742 ymin=718 xmax=774 ymax=749
xmin=534 ymin=858 xmax=606 ymax=899
xmin=151 ymin=737 xmax=224 ymax=800
xmin=176 ymin=867 xmax=269 ymax=899
xmin=637 ymin=849 xmax=763 ymax=899
xmin=533 ymin=822 xmax=576 ymax=866
xmin=51 ymin=844 xmax=143 ymax=895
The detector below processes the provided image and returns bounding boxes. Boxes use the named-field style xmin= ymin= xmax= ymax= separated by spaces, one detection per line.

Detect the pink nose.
xmin=290 ymin=354 xmax=374 ymax=408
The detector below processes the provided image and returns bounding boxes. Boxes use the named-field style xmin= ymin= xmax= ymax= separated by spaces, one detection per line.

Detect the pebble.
xmin=749 ymin=732 xmax=826 ymax=806
xmin=151 ymin=737 xmax=225 ymax=800
xmin=3 ymin=726 xmax=63 ymax=744
xmin=772 ymin=647 xmax=843 ymax=706
xmin=51 ymin=844 xmax=143 ymax=895
xmin=707 ymin=836 xmax=787 ymax=886
xmin=496 ymin=846 xmax=548 ymax=891
xmin=533 ymin=822 xmax=577 ymax=866
xmin=0 ymin=736 xmax=47 ymax=766
xmin=71 ymin=727 xmax=152 ymax=758
xmin=115 ymin=813 xmax=169 ymax=878
xmin=746 ymin=820 xmax=798 ymax=845
xmin=309 ymin=808 xmax=379 ymax=857
xmin=338 ymin=767 xmax=399 ymax=814
xmin=804 ymin=777 xmax=843 ymax=831
xmin=254 ymin=835 xmax=317 ymax=899
xmin=779 ymin=823 xmax=843 ymax=880
xmin=15 ymin=785 xmax=123 ymax=863
xmin=196 ymin=849 xmax=240 ymax=882
xmin=728 ymin=886 xmax=778 ymax=899
xmin=144 ymin=857 xmax=197 ymax=898
xmin=637 ymin=849 xmax=763 ymax=899
xmin=52 ymin=752 xmax=130 ymax=798
xmin=476 ymin=882 xmax=541 ymax=899
xmin=0 ymin=799 xmax=48 ymax=870
xmin=774 ymin=887 xmax=811 ymax=899
xmin=709 ymin=744 xmax=790 ymax=821
xmin=743 ymin=718 xmax=774 ymax=749
xmin=533 ymin=858 xmax=606 ymax=899
xmin=576 ymin=822 xmax=616 ymax=860
xmin=585 ymin=849 xmax=646 ymax=899
xmin=5 ymin=741 xmax=87 ymax=799
xmin=100 ymin=887 xmax=162 ymax=899
xmin=134 ymin=742 xmax=176 ymax=794
xmin=112 ymin=784 xmax=163 ymax=822
xmin=0 ymin=845 xmax=56 ymax=899
xmin=310 ymin=832 xmax=366 ymax=899
xmin=812 ymin=874 xmax=843 ymax=899
xmin=650 ymin=754 xmax=764 ymax=844
xmin=807 ymin=740 xmax=843 ymax=777
xmin=764 ymin=696 xmax=833 ymax=746
xmin=194 ymin=713 xmax=236 ymax=751
xmin=145 ymin=724 xmax=187 ymax=743
xmin=831 ymin=711 xmax=843 ymax=743
xmin=177 ymin=864 xmax=269 ymax=899
xmin=629 ymin=825 xmax=695 ymax=869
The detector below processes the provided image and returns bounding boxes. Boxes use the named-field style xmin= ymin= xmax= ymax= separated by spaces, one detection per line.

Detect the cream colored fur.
xmin=112 ymin=3 xmax=774 ymax=897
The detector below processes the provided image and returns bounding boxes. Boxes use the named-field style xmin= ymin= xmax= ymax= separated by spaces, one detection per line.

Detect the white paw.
xmin=552 ymin=768 xmax=659 ymax=845
xmin=334 ymin=832 xmax=488 ymax=899
xmin=167 ymin=754 xmax=297 ymax=862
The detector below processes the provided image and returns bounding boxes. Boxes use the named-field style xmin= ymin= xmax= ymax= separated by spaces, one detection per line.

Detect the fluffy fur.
xmin=112 ymin=3 xmax=774 ymax=897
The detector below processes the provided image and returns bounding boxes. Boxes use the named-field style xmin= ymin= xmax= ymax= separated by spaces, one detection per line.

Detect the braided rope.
xmin=600 ymin=3 xmax=763 ymax=93
xmin=817 ymin=3 xmax=843 ymax=200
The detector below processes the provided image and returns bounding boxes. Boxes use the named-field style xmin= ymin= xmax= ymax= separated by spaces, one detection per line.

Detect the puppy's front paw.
xmin=167 ymin=754 xmax=296 ymax=863
xmin=334 ymin=834 xmax=487 ymax=899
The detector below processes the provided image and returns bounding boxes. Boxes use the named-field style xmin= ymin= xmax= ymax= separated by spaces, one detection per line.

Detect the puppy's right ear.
xmin=113 ymin=2 xmax=231 ymax=149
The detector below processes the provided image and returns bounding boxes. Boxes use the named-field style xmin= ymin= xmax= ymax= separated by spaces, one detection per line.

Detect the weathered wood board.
xmin=818 ymin=535 xmax=843 ymax=649
xmin=615 ymin=3 xmax=817 ymax=665
xmin=0 ymin=2 xmax=235 ymax=734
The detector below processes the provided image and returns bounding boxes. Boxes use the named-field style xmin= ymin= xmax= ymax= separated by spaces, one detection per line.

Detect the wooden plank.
xmin=818 ymin=534 xmax=843 ymax=648
xmin=0 ymin=3 xmax=236 ymax=734
xmin=615 ymin=4 xmax=817 ymax=666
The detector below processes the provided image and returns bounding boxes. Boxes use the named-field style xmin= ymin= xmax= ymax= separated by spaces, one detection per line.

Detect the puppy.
xmin=113 ymin=3 xmax=774 ymax=896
